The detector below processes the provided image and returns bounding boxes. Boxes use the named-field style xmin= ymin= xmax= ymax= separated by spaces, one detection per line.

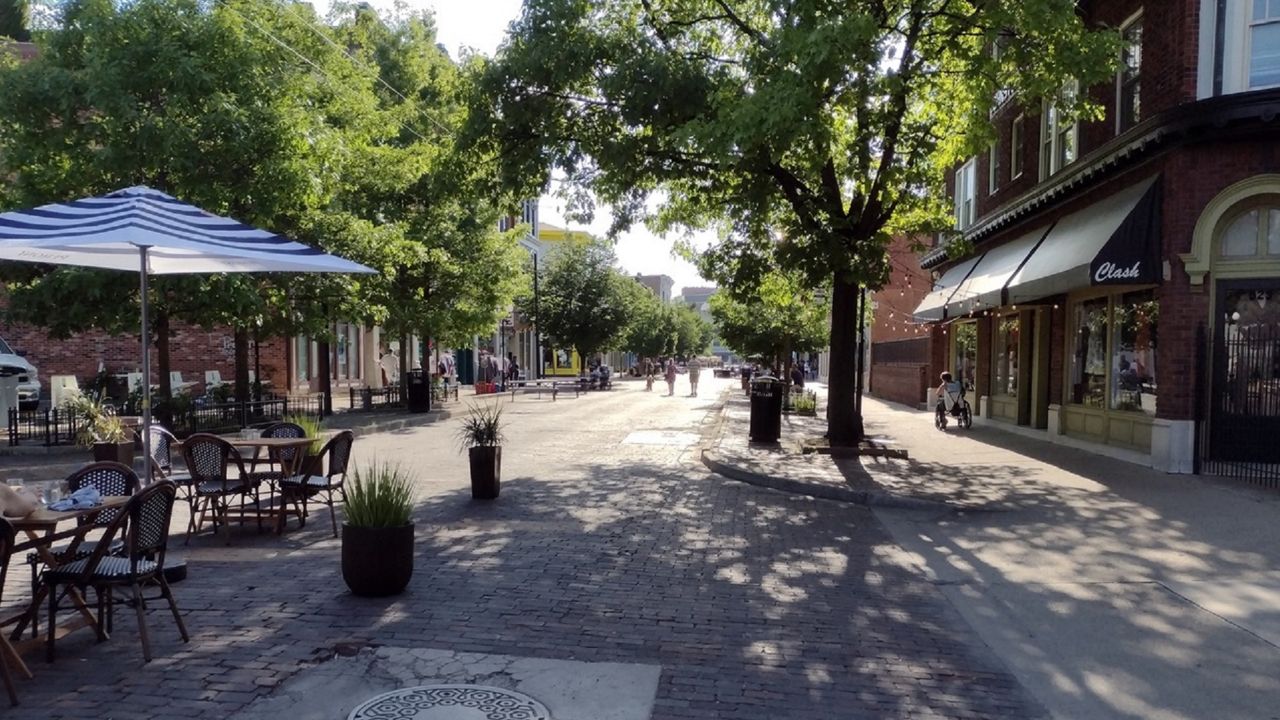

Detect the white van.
xmin=0 ymin=337 xmax=40 ymax=410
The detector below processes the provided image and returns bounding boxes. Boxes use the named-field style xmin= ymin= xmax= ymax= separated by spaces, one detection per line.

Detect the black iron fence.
xmin=8 ymin=395 xmax=324 ymax=447
xmin=349 ymin=385 xmax=403 ymax=411
xmin=1199 ymin=321 xmax=1280 ymax=488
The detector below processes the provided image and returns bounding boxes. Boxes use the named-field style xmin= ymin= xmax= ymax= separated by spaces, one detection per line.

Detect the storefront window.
xmin=1070 ymin=298 xmax=1108 ymax=408
xmin=952 ymin=322 xmax=978 ymax=392
xmin=335 ymin=324 xmax=350 ymax=380
xmin=1111 ymin=291 xmax=1158 ymax=414
xmin=994 ymin=315 xmax=1019 ymax=397
xmin=294 ymin=336 xmax=309 ymax=384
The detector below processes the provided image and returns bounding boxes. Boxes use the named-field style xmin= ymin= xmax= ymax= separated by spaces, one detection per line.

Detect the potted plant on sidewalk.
xmin=456 ymin=402 xmax=503 ymax=499
xmin=342 ymin=460 xmax=416 ymax=597
xmin=71 ymin=393 xmax=134 ymax=465
xmin=284 ymin=413 xmax=325 ymax=475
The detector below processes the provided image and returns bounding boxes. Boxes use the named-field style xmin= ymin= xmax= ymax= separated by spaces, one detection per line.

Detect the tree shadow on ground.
xmin=2 ymin=453 xmax=1047 ymax=720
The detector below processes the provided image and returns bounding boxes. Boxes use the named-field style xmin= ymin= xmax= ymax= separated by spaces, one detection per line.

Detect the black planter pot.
xmin=92 ymin=441 xmax=134 ymax=466
xmin=341 ymin=523 xmax=414 ymax=597
xmin=469 ymin=446 xmax=501 ymax=499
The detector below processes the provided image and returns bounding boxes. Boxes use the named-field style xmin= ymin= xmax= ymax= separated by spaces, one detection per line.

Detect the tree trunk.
xmin=827 ymin=276 xmax=864 ymax=446
xmin=399 ymin=333 xmax=409 ymax=388
xmin=233 ymin=328 xmax=250 ymax=404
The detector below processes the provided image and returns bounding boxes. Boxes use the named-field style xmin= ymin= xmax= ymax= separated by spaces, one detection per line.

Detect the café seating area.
xmin=0 ymin=420 xmax=353 ymax=706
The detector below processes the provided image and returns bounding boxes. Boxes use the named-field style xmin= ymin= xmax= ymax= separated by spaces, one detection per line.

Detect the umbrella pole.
xmin=139 ymin=246 xmax=152 ymax=484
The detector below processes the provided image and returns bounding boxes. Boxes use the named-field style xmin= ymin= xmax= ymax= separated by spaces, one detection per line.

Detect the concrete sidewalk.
xmin=703 ymin=390 xmax=1280 ymax=719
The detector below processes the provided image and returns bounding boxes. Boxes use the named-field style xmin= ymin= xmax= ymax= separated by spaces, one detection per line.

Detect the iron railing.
xmin=1199 ymin=321 xmax=1280 ymax=488
xmin=7 ymin=395 xmax=324 ymax=447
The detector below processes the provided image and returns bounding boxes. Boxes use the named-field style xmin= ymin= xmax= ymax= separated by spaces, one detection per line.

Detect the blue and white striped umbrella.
xmin=0 ymin=185 xmax=374 ymax=274
xmin=0 ymin=185 xmax=377 ymax=479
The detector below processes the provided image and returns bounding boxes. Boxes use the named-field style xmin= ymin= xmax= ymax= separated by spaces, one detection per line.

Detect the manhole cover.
xmin=348 ymin=684 xmax=552 ymax=720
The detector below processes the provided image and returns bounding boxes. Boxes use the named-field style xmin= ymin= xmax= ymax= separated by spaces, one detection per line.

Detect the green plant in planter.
xmin=342 ymin=461 xmax=417 ymax=597
xmin=456 ymin=402 xmax=504 ymax=499
xmin=454 ymin=402 xmax=504 ymax=450
xmin=793 ymin=391 xmax=818 ymax=416
xmin=283 ymin=413 xmax=325 ymax=455
xmin=345 ymin=461 xmax=415 ymax=527
xmin=68 ymin=393 xmax=128 ymax=449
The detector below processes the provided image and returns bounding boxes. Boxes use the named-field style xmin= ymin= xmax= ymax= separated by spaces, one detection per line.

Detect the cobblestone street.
xmin=6 ymin=376 xmax=1042 ymax=719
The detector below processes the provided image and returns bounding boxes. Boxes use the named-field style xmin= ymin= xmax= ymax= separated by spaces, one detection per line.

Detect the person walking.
xmin=664 ymin=357 xmax=678 ymax=396
xmin=687 ymin=356 xmax=702 ymax=397
xmin=644 ymin=357 xmax=655 ymax=391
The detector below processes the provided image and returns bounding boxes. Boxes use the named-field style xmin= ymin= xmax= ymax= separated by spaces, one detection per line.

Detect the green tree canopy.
xmin=710 ymin=272 xmax=828 ymax=371
xmin=619 ymin=280 xmax=675 ymax=359
xmin=470 ymin=0 xmax=1118 ymax=444
xmin=671 ymin=303 xmax=713 ymax=359
xmin=0 ymin=0 xmax=30 ymax=41
xmin=529 ymin=238 xmax=634 ymax=370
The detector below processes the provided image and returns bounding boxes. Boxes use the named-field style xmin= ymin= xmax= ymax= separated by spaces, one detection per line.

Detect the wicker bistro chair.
xmin=181 ymin=433 xmax=261 ymax=544
xmin=246 ymin=422 xmax=306 ymax=485
xmin=26 ymin=462 xmax=140 ymax=602
xmin=280 ymin=430 xmax=353 ymax=537
xmin=0 ymin=518 xmax=20 ymax=706
xmin=40 ymin=481 xmax=189 ymax=663
xmin=147 ymin=426 xmax=191 ymax=486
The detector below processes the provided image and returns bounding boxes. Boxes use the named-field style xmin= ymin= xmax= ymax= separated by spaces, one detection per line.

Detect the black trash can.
xmin=406 ymin=369 xmax=431 ymax=413
xmin=749 ymin=376 xmax=783 ymax=443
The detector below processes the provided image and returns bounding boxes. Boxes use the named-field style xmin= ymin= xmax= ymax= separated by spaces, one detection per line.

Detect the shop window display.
xmin=1070 ymin=298 xmax=1108 ymax=408
xmin=952 ymin=322 xmax=978 ymax=392
xmin=1111 ymin=291 xmax=1158 ymax=414
xmin=995 ymin=316 xmax=1019 ymax=397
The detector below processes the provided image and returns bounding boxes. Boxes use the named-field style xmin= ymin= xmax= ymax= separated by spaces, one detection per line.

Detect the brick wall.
xmin=873 ymin=235 xmax=933 ymax=341
xmin=0 ymin=320 xmax=290 ymax=399
xmin=869 ymin=363 xmax=928 ymax=407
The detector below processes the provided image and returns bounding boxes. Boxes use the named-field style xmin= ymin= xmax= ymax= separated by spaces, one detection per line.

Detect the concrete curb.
xmin=322 ymin=409 xmax=454 ymax=436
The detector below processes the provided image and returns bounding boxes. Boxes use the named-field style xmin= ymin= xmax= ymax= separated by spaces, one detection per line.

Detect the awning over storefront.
xmin=1006 ymin=176 xmax=1160 ymax=305
xmin=946 ymin=224 xmax=1050 ymax=315
xmin=913 ymin=253 xmax=983 ymax=322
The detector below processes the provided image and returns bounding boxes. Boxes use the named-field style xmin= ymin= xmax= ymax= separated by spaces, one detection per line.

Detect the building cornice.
xmin=922 ymin=87 xmax=1280 ymax=270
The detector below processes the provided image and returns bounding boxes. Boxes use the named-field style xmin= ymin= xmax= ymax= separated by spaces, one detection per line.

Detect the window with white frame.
xmin=1251 ymin=0 xmax=1280 ymax=88
xmin=954 ymin=158 xmax=977 ymax=230
xmin=1010 ymin=115 xmax=1024 ymax=180
xmin=988 ymin=142 xmax=1001 ymax=194
xmin=1040 ymin=82 xmax=1078 ymax=179
xmin=1117 ymin=14 xmax=1143 ymax=133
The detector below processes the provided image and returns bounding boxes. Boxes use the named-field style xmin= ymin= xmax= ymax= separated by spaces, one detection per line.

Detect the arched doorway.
xmin=1184 ymin=176 xmax=1280 ymax=474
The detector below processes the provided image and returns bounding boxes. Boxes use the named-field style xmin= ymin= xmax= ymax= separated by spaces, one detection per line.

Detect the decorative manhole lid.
xmin=348 ymin=684 xmax=552 ymax=720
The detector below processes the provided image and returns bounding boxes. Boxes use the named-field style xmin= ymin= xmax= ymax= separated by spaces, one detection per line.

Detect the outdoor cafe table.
xmin=3 ymin=496 xmax=132 ymax=669
xmin=175 ymin=435 xmax=314 ymax=534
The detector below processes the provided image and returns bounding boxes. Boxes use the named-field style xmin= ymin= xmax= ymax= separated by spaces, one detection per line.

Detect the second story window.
xmin=988 ymin=142 xmax=1001 ymax=195
xmin=955 ymin=158 xmax=977 ymax=230
xmin=1011 ymin=114 xmax=1024 ymax=180
xmin=1118 ymin=14 xmax=1143 ymax=133
xmin=1251 ymin=0 xmax=1280 ymax=88
xmin=1040 ymin=81 xmax=1078 ymax=179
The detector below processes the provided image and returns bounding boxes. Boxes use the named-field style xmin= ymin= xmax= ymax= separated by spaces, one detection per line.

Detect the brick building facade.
xmin=917 ymin=0 xmax=1280 ymax=474
xmin=868 ymin=235 xmax=936 ymax=407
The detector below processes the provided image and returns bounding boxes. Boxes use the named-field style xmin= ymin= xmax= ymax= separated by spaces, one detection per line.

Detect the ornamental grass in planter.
xmin=341 ymin=461 xmax=416 ymax=597
xmin=283 ymin=413 xmax=325 ymax=474
xmin=456 ymin=402 xmax=504 ymax=500
xmin=70 ymin=393 xmax=134 ymax=465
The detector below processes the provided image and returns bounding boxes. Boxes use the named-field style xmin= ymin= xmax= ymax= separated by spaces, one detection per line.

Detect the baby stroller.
xmin=935 ymin=381 xmax=973 ymax=430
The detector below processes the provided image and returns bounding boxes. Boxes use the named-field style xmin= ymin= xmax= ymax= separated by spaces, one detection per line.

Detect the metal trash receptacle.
xmin=749 ymin=376 xmax=783 ymax=443
xmin=406 ymin=369 xmax=431 ymax=413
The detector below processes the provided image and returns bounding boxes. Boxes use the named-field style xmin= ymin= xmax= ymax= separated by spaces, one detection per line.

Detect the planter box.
xmin=341 ymin=523 xmax=414 ymax=597
xmin=469 ymin=446 xmax=501 ymax=499
xmin=92 ymin=441 xmax=135 ymax=466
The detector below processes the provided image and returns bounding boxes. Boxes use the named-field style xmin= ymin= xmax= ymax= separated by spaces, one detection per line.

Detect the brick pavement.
xmin=5 ymin=377 xmax=1044 ymax=719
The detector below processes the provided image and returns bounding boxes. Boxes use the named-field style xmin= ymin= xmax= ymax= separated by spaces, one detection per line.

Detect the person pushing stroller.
xmin=935 ymin=371 xmax=972 ymax=429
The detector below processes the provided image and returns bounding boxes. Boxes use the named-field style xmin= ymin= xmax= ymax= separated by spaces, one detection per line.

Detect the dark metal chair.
xmin=246 ymin=422 xmax=306 ymax=486
xmin=147 ymin=425 xmax=190 ymax=485
xmin=280 ymin=430 xmax=353 ymax=537
xmin=181 ymin=433 xmax=259 ymax=544
xmin=41 ymin=481 xmax=189 ymax=662
xmin=0 ymin=518 xmax=20 ymax=705
xmin=26 ymin=462 xmax=139 ymax=601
